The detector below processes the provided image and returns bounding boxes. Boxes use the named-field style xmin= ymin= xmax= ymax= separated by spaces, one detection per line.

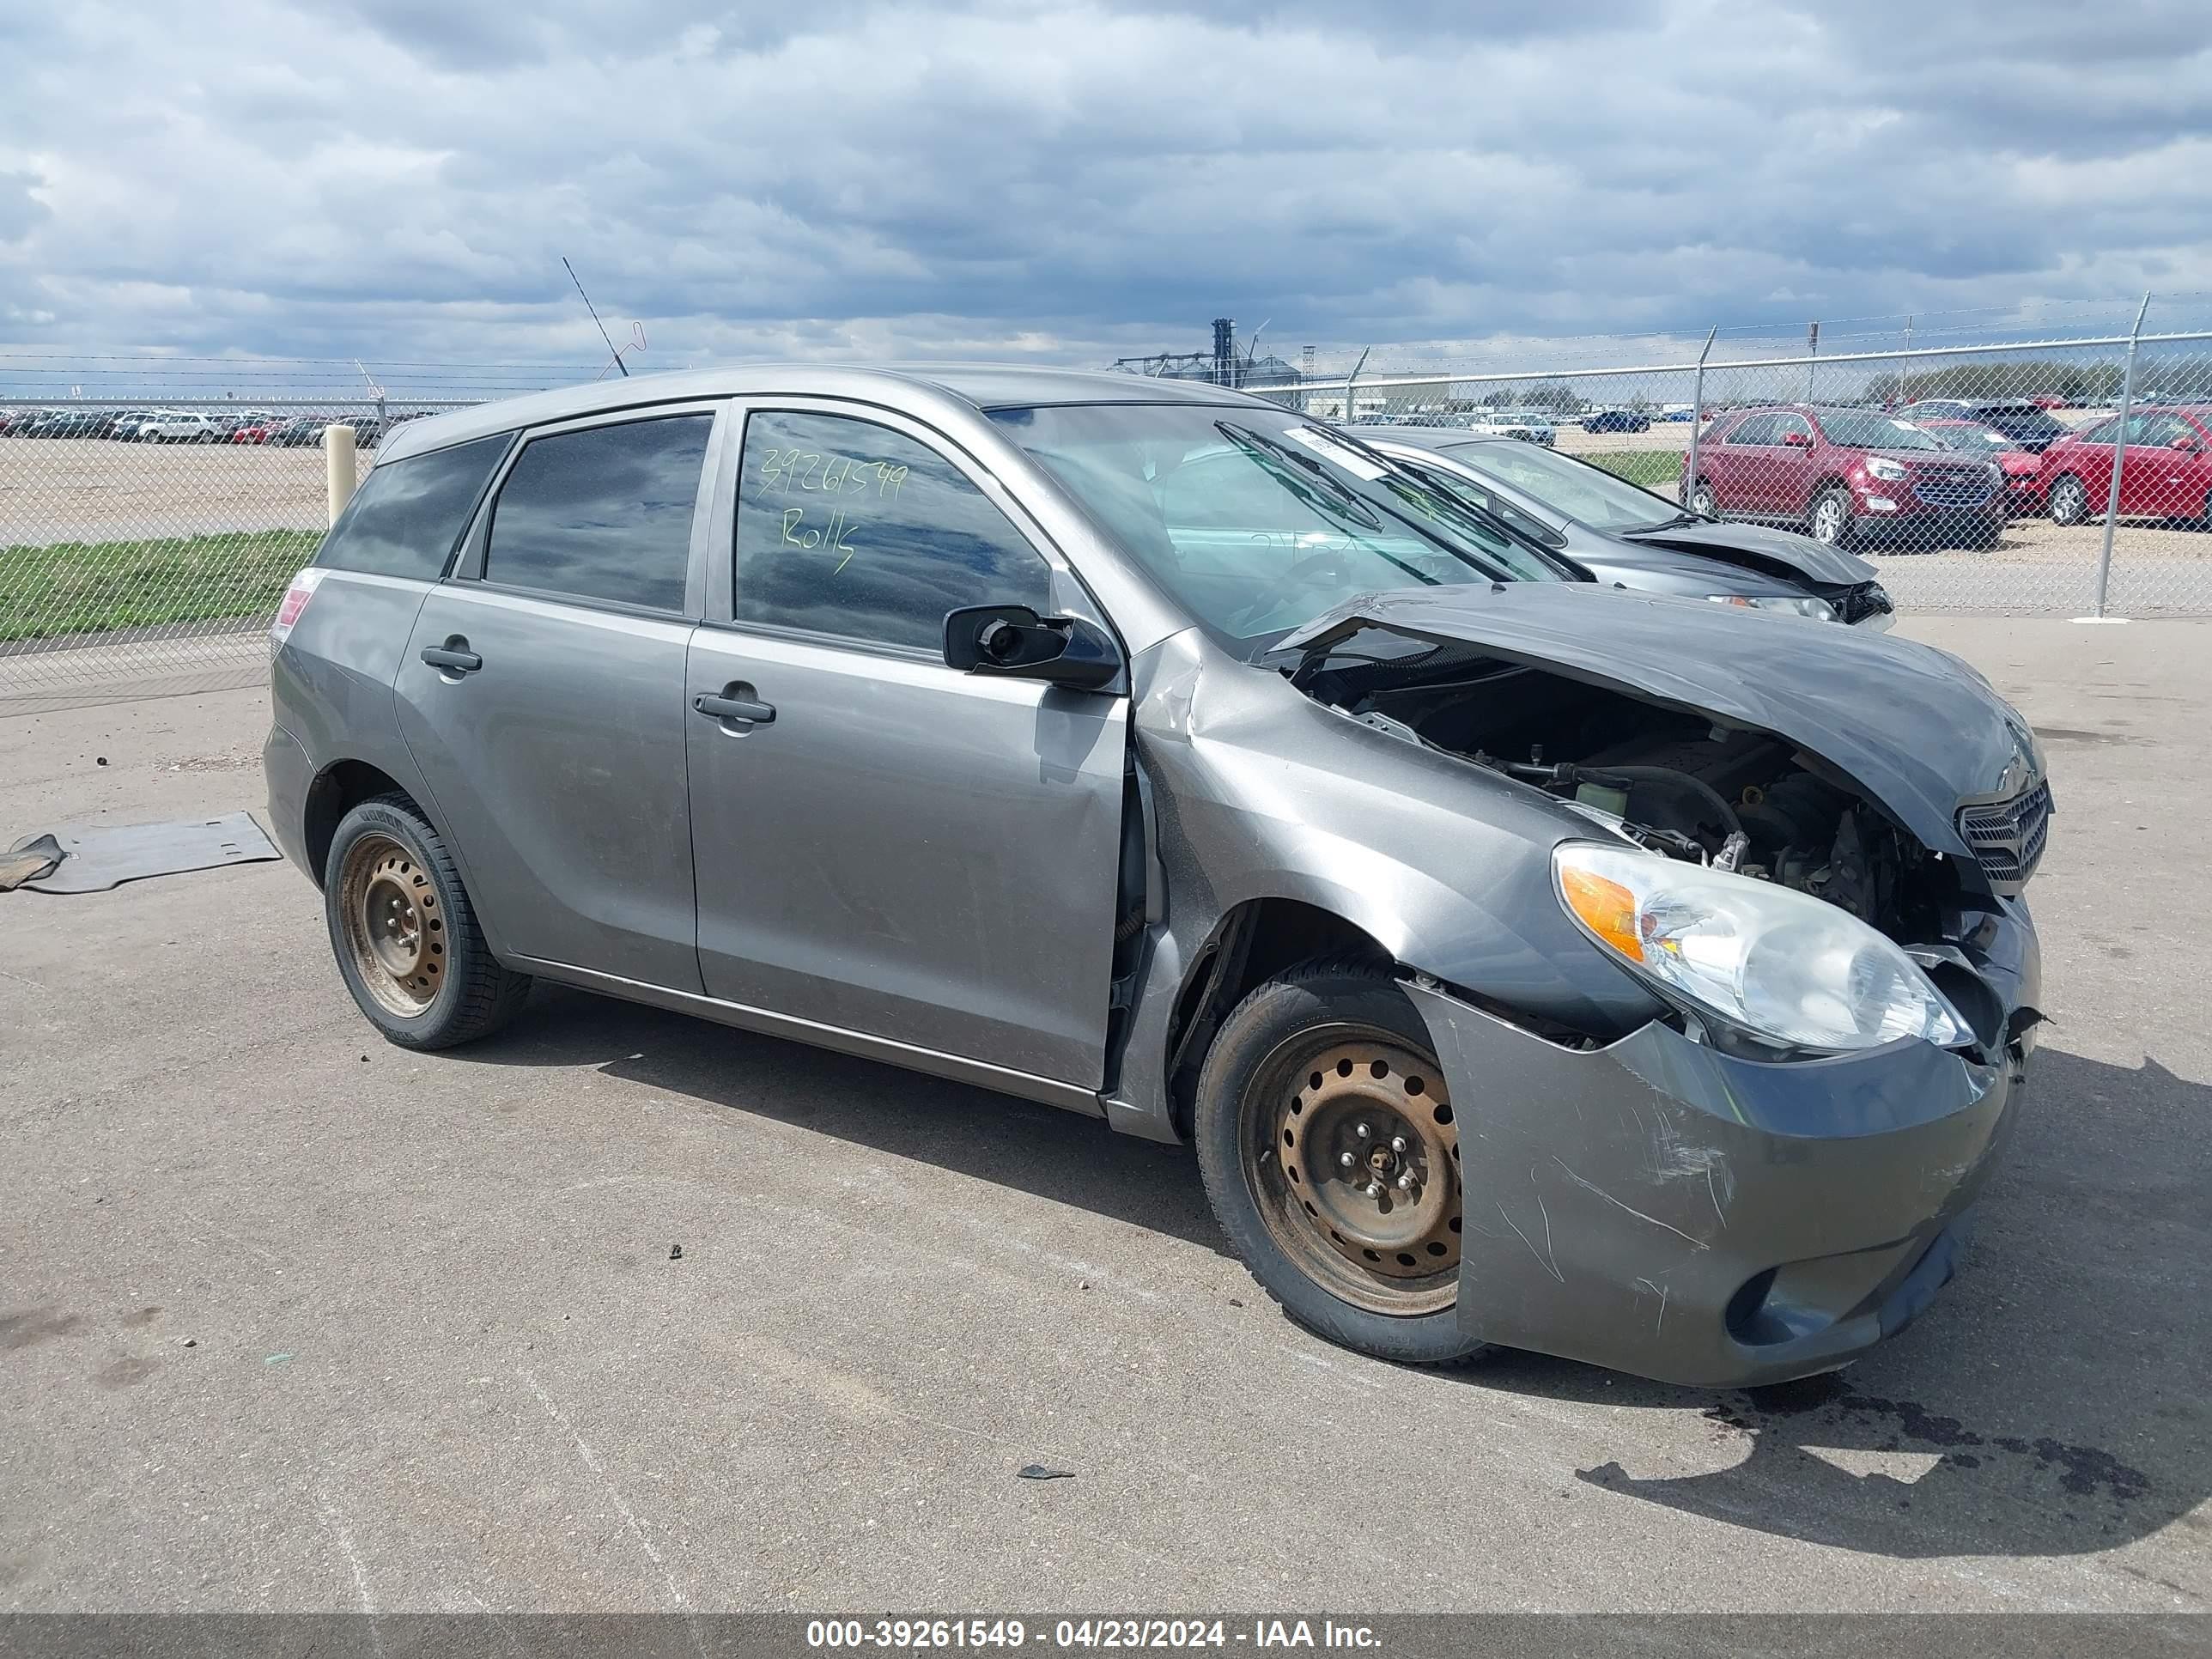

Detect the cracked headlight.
xmin=1553 ymin=842 xmax=1968 ymax=1052
xmin=1706 ymin=593 xmax=1840 ymax=623
xmin=1865 ymin=456 xmax=1909 ymax=482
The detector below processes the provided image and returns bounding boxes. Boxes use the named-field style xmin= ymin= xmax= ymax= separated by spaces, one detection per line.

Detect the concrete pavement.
xmin=1 ymin=618 xmax=2206 ymax=1613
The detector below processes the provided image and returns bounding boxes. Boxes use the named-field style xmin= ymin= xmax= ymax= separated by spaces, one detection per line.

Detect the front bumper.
xmin=1407 ymin=907 xmax=2037 ymax=1387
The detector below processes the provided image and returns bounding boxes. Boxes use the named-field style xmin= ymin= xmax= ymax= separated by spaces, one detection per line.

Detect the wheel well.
xmin=1164 ymin=898 xmax=1391 ymax=1136
xmin=1812 ymin=475 xmax=1853 ymax=502
xmin=301 ymin=760 xmax=410 ymax=888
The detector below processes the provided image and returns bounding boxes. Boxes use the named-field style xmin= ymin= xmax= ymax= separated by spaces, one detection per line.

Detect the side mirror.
xmin=943 ymin=605 xmax=1121 ymax=692
xmin=1781 ymin=429 xmax=1814 ymax=449
xmin=2171 ymin=434 xmax=2200 ymax=452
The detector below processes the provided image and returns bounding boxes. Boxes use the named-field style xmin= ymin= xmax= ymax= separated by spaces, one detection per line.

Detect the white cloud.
xmin=0 ymin=0 xmax=2206 ymax=392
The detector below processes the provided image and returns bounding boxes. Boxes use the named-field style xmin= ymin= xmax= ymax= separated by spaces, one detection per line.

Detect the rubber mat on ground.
xmin=4 ymin=811 xmax=281 ymax=893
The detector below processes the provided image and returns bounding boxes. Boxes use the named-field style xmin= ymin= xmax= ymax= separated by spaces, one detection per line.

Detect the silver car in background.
xmin=264 ymin=366 xmax=2044 ymax=1387
xmin=1357 ymin=425 xmax=1896 ymax=627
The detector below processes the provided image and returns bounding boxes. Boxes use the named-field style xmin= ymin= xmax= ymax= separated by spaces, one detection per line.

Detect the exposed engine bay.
xmin=1334 ymin=656 xmax=1963 ymax=945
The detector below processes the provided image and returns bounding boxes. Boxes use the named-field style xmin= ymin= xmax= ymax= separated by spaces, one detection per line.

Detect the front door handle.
xmin=695 ymin=690 xmax=775 ymax=725
xmin=421 ymin=644 xmax=483 ymax=673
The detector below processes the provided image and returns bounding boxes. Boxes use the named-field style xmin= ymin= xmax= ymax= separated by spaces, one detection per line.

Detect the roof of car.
xmin=374 ymin=362 xmax=1271 ymax=465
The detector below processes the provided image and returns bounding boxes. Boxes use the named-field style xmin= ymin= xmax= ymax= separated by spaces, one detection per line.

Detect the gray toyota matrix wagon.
xmin=264 ymin=365 xmax=2046 ymax=1387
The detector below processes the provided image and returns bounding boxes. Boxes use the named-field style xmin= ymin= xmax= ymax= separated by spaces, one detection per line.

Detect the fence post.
xmin=1342 ymin=345 xmax=1370 ymax=423
xmin=2089 ymin=291 xmax=2152 ymax=620
xmin=1685 ymin=326 xmax=1717 ymax=511
xmin=325 ymin=425 xmax=358 ymax=526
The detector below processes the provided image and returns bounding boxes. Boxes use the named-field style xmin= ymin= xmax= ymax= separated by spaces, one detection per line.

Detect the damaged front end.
xmin=1266 ymin=584 xmax=2045 ymax=1384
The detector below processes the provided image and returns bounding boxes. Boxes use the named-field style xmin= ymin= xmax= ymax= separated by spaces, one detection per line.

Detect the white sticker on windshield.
xmin=1283 ymin=424 xmax=1389 ymax=480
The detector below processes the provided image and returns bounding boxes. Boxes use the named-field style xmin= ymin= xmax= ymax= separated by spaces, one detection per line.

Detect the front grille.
xmin=1957 ymin=779 xmax=2052 ymax=887
xmin=1915 ymin=468 xmax=1996 ymax=507
xmin=1835 ymin=581 xmax=1893 ymax=625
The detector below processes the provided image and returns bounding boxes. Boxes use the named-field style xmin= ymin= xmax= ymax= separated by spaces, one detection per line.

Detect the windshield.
xmin=1436 ymin=437 xmax=1685 ymax=532
xmin=989 ymin=403 xmax=1567 ymax=653
xmin=1815 ymin=410 xmax=1949 ymax=452
xmin=1977 ymin=405 xmax=2070 ymax=444
xmin=1931 ymin=424 xmax=2011 ymax=453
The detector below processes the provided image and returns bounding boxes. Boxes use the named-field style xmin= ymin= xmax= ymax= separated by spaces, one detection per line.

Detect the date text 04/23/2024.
xmin=804 ymin=1619 xmax=1383 ymax=1650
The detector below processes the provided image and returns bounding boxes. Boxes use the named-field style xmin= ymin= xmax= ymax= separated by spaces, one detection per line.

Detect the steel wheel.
xmin=1244 ymin=1032 xmax=1462 ymax=1317
xmin=336 ymin=832 xmax=443 ymax=1018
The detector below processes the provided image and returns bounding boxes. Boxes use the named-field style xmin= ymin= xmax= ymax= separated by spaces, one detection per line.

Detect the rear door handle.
xmin=421 ymin=644 xmax=482 ymax=673
xmin=695 ymin=691 xmax=775 ymax=725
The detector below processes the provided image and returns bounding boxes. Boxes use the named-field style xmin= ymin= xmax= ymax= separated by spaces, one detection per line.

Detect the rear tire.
xmin=1193 ymin=960 xmax=1488 ymax=1369
xmin=324 ymin=793 xmax=531 ymax=1050
xmin=1689 ymin=479 xmax=1717 ymax=517
xmin=2048 ymin=473 xmax=2089 ymax=526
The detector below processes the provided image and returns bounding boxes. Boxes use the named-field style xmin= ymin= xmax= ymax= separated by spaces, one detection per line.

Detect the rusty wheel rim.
xmin=338 ymin=833 xmax=443 ymax=1018
xmin=1244 ymin=1030 xmax=1462 ymax=1317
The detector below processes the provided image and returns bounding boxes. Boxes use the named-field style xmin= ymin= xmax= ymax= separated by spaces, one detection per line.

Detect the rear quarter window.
xmin=316 ymin=434 xmax=514 ymax=580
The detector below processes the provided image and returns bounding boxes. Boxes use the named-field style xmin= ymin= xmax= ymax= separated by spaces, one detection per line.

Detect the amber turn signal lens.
xmin=1559 ymin=865 xmax=1643 ymax=961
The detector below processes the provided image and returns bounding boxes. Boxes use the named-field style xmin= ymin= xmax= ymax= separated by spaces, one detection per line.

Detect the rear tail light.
xmin=270 ymin=566 xmax=328 ymax=651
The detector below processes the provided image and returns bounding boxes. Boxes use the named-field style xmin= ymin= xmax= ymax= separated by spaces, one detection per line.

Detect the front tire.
xmin=1688 ymin=478 xmax=1717 ymax=517
xmin=1809 ymin=486 xmax=1855 ymax=548
xmin=1194 ymin=961 xmax=1486 ymax=1369
xmin=2048 ymin=473 xmax=2089 ymax=526
xmin=324 ymin=793 xmax=531 ymax=1050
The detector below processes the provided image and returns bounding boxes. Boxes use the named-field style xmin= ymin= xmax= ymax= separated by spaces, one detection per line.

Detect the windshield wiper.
xmin=1215 ymin=422 xmax=1525 ymax=584
xmin=1624 ymin=511 xmax=1706 ymax=533
xmin=1213 ymin=422 xmax=1382 ymax=526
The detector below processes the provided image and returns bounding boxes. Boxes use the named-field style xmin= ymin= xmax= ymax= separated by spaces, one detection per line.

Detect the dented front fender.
xmin=1407 ymin=979 xmax=2026 ymax=1388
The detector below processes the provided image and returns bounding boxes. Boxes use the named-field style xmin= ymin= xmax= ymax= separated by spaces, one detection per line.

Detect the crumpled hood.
xmin=1270 ymin=583 xmax=2042 ymax=867
xmin=1617 ymin=519 xmax=1875 ymax=586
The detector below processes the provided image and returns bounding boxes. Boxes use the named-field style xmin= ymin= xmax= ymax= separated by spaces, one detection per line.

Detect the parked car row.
xmin=1677 ymin=400 xmax=2212 ymax=549
xmin=0 ymin=407 xmax=403 ymax=446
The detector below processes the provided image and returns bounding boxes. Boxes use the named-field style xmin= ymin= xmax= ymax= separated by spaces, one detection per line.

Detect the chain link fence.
xmin=1254 ymin=299 xmax=2212 ymax=622
xmin=7 ymin=309 xmax=2212 ymax=713
xmin=0 ymin=396 xmax=487 ymax=713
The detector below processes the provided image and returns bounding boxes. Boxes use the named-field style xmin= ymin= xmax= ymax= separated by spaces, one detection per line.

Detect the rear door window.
xmin=316 ymin=434 xmax=514 ymax=580
xmin=483 ymin=415 xmax=714 ymax=613
xmin=732 ymin=410 xmax=1052 ymax=653
xmin=1726 ymin=413 xmax=1782 ymax=446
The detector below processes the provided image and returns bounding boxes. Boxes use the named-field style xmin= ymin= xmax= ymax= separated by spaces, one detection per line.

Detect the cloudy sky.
xmin=2 ymin=0 xmax=2207 ymax=384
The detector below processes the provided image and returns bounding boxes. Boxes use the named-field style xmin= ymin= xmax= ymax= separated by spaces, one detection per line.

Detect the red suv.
xmin=1683 ymin=404 xmax=2006 ymax=550
xmin=2037 ymin=405 xmax=2212 ymax=528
